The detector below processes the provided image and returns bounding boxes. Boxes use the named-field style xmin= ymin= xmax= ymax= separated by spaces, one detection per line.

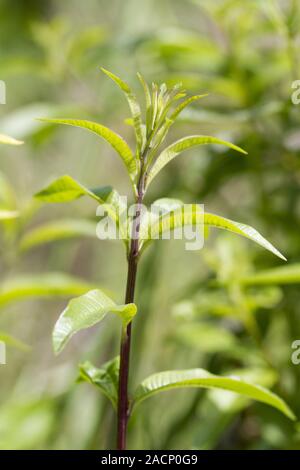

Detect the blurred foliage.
xmin=0 ymin=0 xmax=300 ymax=449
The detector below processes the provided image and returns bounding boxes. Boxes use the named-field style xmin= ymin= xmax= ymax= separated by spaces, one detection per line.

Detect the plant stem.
xmin=117 ymin=174 xmax=144 ymax=450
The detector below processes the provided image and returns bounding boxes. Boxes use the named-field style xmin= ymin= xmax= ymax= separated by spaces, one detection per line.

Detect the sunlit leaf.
xmin=170 ymin=94 xmax=208 ymax=120
xmin=35 ymin=176 xmax=129 ymax=246
xmin=140 ymin=200 xmax=202 ymax=245
xmin=184 ymin=367 xmax=279 ymax=450
xmin=78 ymin=357 xmax=119 ymax=409
xmin=0 ymin=210 xmax=19 ymax=220
xmin=146 ymin=135 xmax=247 ymax=188
xmin=101 ymin=68 xmax=144 ymax=154
xmin=53 ymin=289 xmax=137 ymax=354
xmin=0 ymin=273 xmax=95 ymax=308
xmin=0 ymin=134 xmax=23 ymax=145
xmin=34 ymin=175 xmax=105 ymax=203
xmin=20 ymin=219 xmax=98 ymax=251
xmin=137 ymin=72 xmax=152 ymax=135
xmin=132 ymin=369 xmax=295 ymax=420
xmin=203 ymin=213 xmax=286 ymax=261
xmin=37 ymin=118 xmax=137 ymax=181
xmin=140 ymin=205 xmax=286 ymax=261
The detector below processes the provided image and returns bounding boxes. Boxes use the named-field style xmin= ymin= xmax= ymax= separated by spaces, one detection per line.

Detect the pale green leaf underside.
xmin=37 ymin=118 xmax=137 ymax=180
xmin=0 ymin=273 xmax=95 ymax=308
xmin=132 ymin=369 xmax=295 ymax=420
xmin=53 ymin=289 xmax=137 ymax=354
xmin=20 ymin=219 xmax=98 ymax=252
xmin=147 ymin=135 xmax=247 ymax=187
xmin=0 ymin=133 xmax=23 ymax=145
xmin=140 ymin=203 xmax=286 ymax=261
xmin=101 ymin=68 xmax=144 ymax=153
xmin=240 ymin=263 xmax=300 ymax=286
xmin=78 ymin=357 xmax=120 ymax=409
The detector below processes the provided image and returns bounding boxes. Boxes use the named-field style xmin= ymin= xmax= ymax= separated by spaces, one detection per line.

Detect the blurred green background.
xmin=0 ymin=0 xmax=300 ymax=449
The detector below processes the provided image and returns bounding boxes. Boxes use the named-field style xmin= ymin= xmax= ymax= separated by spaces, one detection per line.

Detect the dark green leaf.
xmin=78 ymin=357 xmax=119 ymax=409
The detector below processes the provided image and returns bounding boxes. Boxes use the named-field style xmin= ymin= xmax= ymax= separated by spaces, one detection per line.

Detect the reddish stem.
xmin=116 ymin=176 xmax=144 ymax=450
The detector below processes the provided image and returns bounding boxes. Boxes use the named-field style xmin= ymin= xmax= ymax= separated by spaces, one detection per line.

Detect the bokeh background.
xmin=0 ymin=0 xmax=300 ymax=449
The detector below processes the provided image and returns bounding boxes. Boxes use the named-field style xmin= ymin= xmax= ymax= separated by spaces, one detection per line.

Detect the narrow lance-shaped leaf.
xmin=145 ymin=95 xmax=208 ymax=162
xmin=19 ymin=219 xmax=98 ymax=252
xmin=170 ymin=94 xmax=208 ymax=121
xmin=37 ymin=118 xmax=137 ymax=181
xmin=53 ymin=289 xmax=137 ymax=354
xmin=101 ymin=68 xmax=144 ymax=154
xmin=78 ymin=357 xmax=120 ymax=410
xmin=0 ymin=273 xmax=96 ymax=308
xmin=151 ymin=83 xmax=159 ymax=130
xmin=137 ymin=72 xmax=152 ymax=136
xmin=0 ymin=133 xmax=23 ymax=145
xmin=140 ymin=202 xmax=286 ymax=261
xmin=132 ymin=369 xmax=295 ymax=420
xmin=239 ymin=263 xmax=300 ymax=286
xmin=146 ymin=135 xmax=247 ymax=188
xmin=203 ymin=212 xmax=286 ymax=261
xmin=34 ymin=175 xmax=129 ymax=245
xmin=35 ymin=175 xmax=107 ymax=203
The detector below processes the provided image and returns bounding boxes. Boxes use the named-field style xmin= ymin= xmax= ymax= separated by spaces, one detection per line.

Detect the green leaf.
xmin=132 ymin=369 xmax=295 ymax=420
xmin=34 ymin=175 xmax=105 ymax=203
xmin=0 ymin=210 xmax=19 ymax=220
xmin=53 ymin=289 xmax=137 ymax=354
xmin=19 ymin=219 xmax=98 ymax=251
xmin=37 ymin=118 xmax=137 ymax=181
xmin=101 ymin=68 xmax=144 ymax=154
xmin=140 ymin=204 xmax=286 ymax=261
xmin=139 ymin=199 xmax=199 ymax=244
xmin=0 ymin=134 xmax=23 ymax=145
xmin=78 ymin=357 xmax=119 ymax=410
xmin=146 ymin=135 xmax=247 ymax=188
xmin=203 ymin=213 xmax=286 ymax=261
xmin=240 ymin=264 xmax=300 ymax=286
xmin=0 ymin=273 xmax=95 ymax=308
xmin=137 ymin=72 xmax=152 ymax=135
xmin=34 ymin=176 xmax=128 ymax=243
xmin=170 ymin=94 xmax=208 ymax=121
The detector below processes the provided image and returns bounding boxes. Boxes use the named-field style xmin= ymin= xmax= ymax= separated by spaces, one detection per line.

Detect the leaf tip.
xmin=278 ymin=252 xmax=288 ymax=262
xmin=100 ymin=67 xmax=112 ymax=78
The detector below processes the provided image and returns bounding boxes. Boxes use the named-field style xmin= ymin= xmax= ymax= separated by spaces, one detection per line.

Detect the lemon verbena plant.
xmin=35 ymin=69 xmax=294 ymax=450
